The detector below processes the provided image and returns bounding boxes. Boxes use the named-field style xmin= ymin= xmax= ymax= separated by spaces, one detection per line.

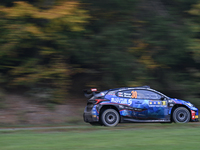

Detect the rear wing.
xmin=83 ymin=88 xmax=100 ymax=99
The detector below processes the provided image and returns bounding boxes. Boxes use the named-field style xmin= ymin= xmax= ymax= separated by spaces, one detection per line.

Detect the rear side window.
xmin=137 ymin=90 xmax=161 ymax=100
xmin=117 ymin=91 xmax=131 ymax=98
xmin=117 ymin=90 xmax=161 ymax=100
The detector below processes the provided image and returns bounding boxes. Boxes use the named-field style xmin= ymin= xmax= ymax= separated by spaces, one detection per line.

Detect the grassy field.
xmin=0 ymin=123 xmax=200 ymax=150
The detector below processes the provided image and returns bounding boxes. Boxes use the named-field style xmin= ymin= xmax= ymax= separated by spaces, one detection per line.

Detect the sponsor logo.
xmin=91 ymin=88 xmax=97 ymax=91
xmin=118 ymin=92 xmax=123 ymax=97
xmin=111 ymin=98 xmax=132 ymax=105
xmin=162 ymin=101 xmax=166 ymax=105
xmin=107 ymin=91 xmax=116 ymax=95
xmin=149 ymin=101 xmax=167 ymax=107
xmin=101 ymin=92 xmax=105 ymax=96
xmin=124 ymin=93 xmax=131 ymax=98
xmin=131 ymin=91 xmax=137 ymax=98
xmin=191 ymin=110 xmax=196 ymax=119
xmin=92 ymin=111 xmax=96 ymax=114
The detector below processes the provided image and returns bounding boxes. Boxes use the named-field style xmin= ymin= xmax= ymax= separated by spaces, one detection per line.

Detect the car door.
xmin=115 ymin=90 xmax=137 ymax=118
xmin=139 ymin=90 xmax=168 ymax=119
xmin=117 ymin=89 xmax=169 ymax=120
xmin=130 ymin=90 xmax=149 ymax=119
xmin=119 ymin=90 xmax=149 ymax=119
xmin=128 ymin=89 xmax=169 ymax=120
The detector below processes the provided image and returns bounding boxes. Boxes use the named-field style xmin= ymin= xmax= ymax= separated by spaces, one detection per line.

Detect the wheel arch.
xmin=99 ymin=105 xmax=120 ymax=121
xmin=171 ymin=104 xmax=191 ymax=122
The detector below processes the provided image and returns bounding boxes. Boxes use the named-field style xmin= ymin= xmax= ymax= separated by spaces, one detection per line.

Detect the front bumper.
xmin=191 ymin=109 xmax=199 ymax=122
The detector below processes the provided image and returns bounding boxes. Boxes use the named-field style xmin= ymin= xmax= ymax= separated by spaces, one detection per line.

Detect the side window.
xmin=117 ymin=90 xmax=161 ymax=99
xmin=117 ymin=90 xmax=132 ymax=98
xmin=136 ymin=90 xmax=161 ymax=100
xmin=117 ymin=90 xmax=139 ymax=99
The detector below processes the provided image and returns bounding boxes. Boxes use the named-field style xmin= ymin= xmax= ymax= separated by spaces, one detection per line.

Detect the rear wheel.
xmin=101 ymin=109 xmax=119 ymax=127
xmin=173 ymin=107 xmax=190 ymax=123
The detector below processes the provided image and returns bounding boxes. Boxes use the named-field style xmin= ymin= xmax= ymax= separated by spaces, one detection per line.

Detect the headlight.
xmin=186 ymin=103 xmax=194 ymax=107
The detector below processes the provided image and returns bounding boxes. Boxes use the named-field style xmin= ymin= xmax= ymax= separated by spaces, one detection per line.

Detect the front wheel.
xmin=101 ymin=109 xmax=119 ymax=127
xmin=173 ymin=107 xmax=190 ymax=123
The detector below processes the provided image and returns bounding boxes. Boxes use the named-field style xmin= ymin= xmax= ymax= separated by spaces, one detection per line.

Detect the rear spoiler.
xmin=83 ymin=88 xmax=100 ymax=99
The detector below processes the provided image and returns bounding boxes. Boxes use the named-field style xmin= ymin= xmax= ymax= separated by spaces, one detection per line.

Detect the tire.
xmin=173 ymin=107 xmax=190 ymax=123
xmin=101 ymin=109 xmax=119 ymax=127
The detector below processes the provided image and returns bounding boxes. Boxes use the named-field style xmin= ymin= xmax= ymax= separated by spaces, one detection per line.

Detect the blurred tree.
xmin=69 ymin=0 xmax=138 ymax=90
xmin=0 ymin=1 xmax=89 ymax=103
xmin=187 ymin=2 xmax=200 ymax=104
xmin=188 ymin=2 xmax=200 ymax=63
xmin=0 ymin=0 xmax=199 ymax=106
xmin=129 ymin=0 xmax=200 ymax=104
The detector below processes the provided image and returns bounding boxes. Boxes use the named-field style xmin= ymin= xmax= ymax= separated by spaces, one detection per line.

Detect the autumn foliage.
xmin=0 ymin=0 xmax=200 ymax=105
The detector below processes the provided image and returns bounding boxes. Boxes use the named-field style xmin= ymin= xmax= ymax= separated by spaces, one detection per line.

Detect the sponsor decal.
xmin=134 ymin=108 xmax=143 ymax=111
xmin=101 ymin=92 xmax=105 ymax=96
xmin=107 ymin=91 xmax=115 ymax=95
xmin=162 ymin=101 xmax=166 ymax=105
xmin=92 ymin=111 xmax=96 ymax=114
xmin=119 ymin=105 xmax=125 ymax=109
xmin=131 ymin=91 xmax=137 ymax=98
xmin=149 ymin=101 xmax=167 ymax=107
xmin=111 ymin=98 xmax=132 ymax=105
xmin=124 ymin=93 xmax=131 ymax=98
xmin=118 ymin=92 xmax=123 ymax=97
xmin=191 ymin=110 xmax=195 ymax=119
xmin=91 ymin=88 xmax=97 ymax=91
xmin=120 ymin=110 xmax=131 ymax=116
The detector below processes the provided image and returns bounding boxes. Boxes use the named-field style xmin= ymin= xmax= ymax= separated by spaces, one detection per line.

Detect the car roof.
xmin=109 ymin=85 xmax=150 ymax=91
xmin=108 ymin=86 xmax=169 ymax=98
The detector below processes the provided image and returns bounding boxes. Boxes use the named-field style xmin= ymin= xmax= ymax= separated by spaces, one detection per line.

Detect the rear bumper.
xmin=83 ymin=112 xmax=99 ymax=123
xmin=83 ymin=106 xmax=99 ymax=123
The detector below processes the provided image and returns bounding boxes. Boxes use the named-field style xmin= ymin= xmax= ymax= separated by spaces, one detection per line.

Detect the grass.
xmin=0 ymin=123 xmax=200 ymax=150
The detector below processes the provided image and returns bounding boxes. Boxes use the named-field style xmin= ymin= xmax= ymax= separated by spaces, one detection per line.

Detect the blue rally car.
xmin=83 ymin=86 xmax=199 ymax=126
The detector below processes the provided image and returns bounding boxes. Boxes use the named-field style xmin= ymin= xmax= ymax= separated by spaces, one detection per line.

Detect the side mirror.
xmin=160 ymin=96 xmax=165 ymax=100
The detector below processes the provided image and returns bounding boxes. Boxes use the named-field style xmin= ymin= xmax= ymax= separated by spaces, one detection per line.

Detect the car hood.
xmin=171 ymin=98 xmax=188 ymax=104
xmin=171 ymin=98 xmax=198 ymax=110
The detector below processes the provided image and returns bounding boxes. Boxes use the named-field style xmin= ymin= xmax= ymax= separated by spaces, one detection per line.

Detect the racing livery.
xmin=83 ymin=86 xmax=199 ymax=126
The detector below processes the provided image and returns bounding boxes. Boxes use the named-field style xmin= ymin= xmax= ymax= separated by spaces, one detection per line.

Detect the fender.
xmin=98 ymin=103 xmax=121 ymax=113
xmin=98 ymin=102 xmax=134 ymax=119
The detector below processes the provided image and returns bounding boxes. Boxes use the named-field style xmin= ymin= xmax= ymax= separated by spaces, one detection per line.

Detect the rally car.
xmin=83 ymin=86 xmax=199 ymax=126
